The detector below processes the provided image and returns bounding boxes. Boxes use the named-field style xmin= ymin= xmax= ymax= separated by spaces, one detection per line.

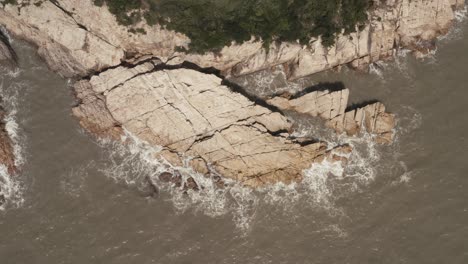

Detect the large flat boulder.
xmin=73 ymin=64 xmax=349 ymax=187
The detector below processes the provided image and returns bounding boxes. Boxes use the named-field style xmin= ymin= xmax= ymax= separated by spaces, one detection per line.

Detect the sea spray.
xmin=97 ymin=130 xmax=257 ymax=230
xmin=437 ymin=5 xmax=467 ymax=44
xmin=369 ymin=62 xmax=386 ymax=80
xmin=95 ymin=122 xmax=385 ymax=233
xmin=235 ymin=65 xmax=308 ymax=97
xmin=0 ymin=70 xmax=25 ymax=210
xmin=455 ymin=5 xmax=467 ymax=23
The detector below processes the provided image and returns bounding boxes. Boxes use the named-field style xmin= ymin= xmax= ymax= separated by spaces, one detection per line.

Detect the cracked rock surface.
xmin=268 ymin=89 xmax=396 ymax=144
xmin=0 ymin=0 xmax=464 ymax=78
xmin=73 ymin=62 xmax=348 ymax=187
xmin=0 ymin=0 xmax=449 ymax=187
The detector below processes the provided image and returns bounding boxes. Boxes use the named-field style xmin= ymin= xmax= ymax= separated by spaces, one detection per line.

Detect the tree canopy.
xmin=94 ymin=0 xmax=373 ymax=53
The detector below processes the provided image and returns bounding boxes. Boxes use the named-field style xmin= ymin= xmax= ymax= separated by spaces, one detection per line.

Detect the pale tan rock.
xmin=89 ymin=61 xmax=158 ymax=94
xmin=327 ymin=102 xmax=396 ymax=144
xmin=0 ymin=0 xmax=455 ymax=187
xmin=0 ymin=0 xmax=463 ymax=78
xmin=73 ymin=67 xmax=336 ymax=187
xmin=156 ymin=150 xmax=183 ymax=167
xmin=189 ymin=158 xmax=209 ymax=175
xmin=268 ymin=89 xmax=349 ymax=120
xmin=72 ymin=81 xmax=123 ymax=140
xmin=269 ymin=89 xmax=396 ymax=144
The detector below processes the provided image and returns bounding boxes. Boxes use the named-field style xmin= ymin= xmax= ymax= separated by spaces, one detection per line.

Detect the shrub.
xmin=95 ymin=0 xmax=372 ymax=53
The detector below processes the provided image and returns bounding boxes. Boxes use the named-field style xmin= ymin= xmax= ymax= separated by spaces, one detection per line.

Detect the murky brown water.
xmin=0 ymin=11 xmax=467 ymax=264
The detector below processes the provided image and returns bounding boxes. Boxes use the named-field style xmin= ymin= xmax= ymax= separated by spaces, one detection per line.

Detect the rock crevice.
xmin=0 ymin=0 xmax=464 ymax=79
xmin=73 ymin=60 xmax=354 ymax=187
xmin=267 ymin=88 xmax=396 ymax=144
xmin=0 ymin=0 xmax=457 ymax=187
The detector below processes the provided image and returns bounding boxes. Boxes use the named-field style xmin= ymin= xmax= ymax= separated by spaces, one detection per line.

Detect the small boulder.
xmin=0 ymin=194 xmax=5 ymax=207
xmin=212 ymin=175 xmax=225 ymax=189
xmin=183 ymin=177 xmax=199 ymax=191
xmin=158 ymin=172 xmax=173 ymax=182
xmin=171 ymin=171 xmax=183 ymax=188
xmin=143 ymin=176 xmax=159 ymax=198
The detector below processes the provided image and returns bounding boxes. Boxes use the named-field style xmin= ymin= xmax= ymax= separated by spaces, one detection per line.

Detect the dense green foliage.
xmin=1 ymin=0 xmax=18 ymax=5
xmin=96 ymin=0 xmax=372 ymax=53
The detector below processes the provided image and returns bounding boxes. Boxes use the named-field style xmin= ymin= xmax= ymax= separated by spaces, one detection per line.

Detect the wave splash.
xmin=0 ymin=72 xmax=25 ymax=211
xmin=96 ymin=122 xmax=384 ymax=233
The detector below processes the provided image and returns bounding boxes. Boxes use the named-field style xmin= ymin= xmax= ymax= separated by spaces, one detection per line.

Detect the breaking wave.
xmin=231 ymin=65 xmax=310 ymax=97
xmin=455 ymin=5 xmax=467 ymax=23
xmin=0 ymin=72 xmax=26 ymax=211
xmin=95 ymin=121 xmax=385 ymax=234
xmin=436 ymin=5 xmax=467 ymax=46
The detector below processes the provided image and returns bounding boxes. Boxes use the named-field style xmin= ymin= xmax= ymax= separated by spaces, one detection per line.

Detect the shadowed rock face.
xmin=73 ymin=61 xmax=351 ymax=187
xmin=267 ymin=89 xmax=396 ymax=144
xmin=0 ymin=29 xmax=17 ymax=69
xmin=0 ymin=0 xmax=464 ymax=78
xmin=0 ymin=0 xmax=452 ymax=187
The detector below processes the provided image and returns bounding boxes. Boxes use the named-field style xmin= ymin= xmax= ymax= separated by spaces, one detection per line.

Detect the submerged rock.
xmin=157 ymin=171 xmax=183 ymax=188
xmin=143 ymin=176 xmax=159 ymax=198
xmin=183 ymin=177 xmax=199 ymax=192
xmin=158 ymin=172 xmax=173 ymax=183
xmin=0 ymin=194 xmax=5 ymax=207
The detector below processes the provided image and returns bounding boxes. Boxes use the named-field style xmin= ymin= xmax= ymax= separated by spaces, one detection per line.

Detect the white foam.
xmin=61 ymin=161 xmax=95 ymax=198
xmin=237 ymin=65 xmax=307 ymax=97
xmin=395 ymin=106 xmax=422 ymax=138
xmin=438 ymin=6 xmax=467 ymax=42
xmin=97 ymin=130 xmax=259 ymax=232
xmin=369 ymin=62 xmax=385 ymax=80
xmin=397 ymin=161 xmax=412 ymax=184
xmin=368 ymin=49 xmax=415 ymax=81
xmin=0 ymin=72 xmax=26 ymax=211
xmin=96 ymin=123 xmax=385 ymax=233
xmin=0 ymin=165 xmax=23 ymax=211
xmin=455 ymin=5 xmax=467 ymax=23
xmin=0 ymin=26 xmax=12 ymax=43
xmin=340 ymin=132 xmax=380 ymax=183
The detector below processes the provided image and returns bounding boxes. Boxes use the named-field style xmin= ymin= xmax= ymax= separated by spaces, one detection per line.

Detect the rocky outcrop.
xmin=267 ymin=89 xmax=396 ymax=144
xmin=0 ymin=0 xmax=464 ymax=79
xmin=73 ymin=61 xmax=352 ymax=187
xmin=0 ymin=0 xmax=447 ymax=187
xmin=327 ymin=102 xmax=395 ymax=144
xmin=0 ymin=29 xmax=16 ymax=68
xmin=0 ymin=104 xmax=15 ymax=175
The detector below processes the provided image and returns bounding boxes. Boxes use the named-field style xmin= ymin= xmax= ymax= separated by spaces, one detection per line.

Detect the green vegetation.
xmin=95 ymin=0 xmax=372 ymax=53
xmin=1 ymin=0 xmax=18 ymax=5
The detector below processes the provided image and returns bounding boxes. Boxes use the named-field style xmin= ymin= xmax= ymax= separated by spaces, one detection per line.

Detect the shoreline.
xmin=0 ymin=0 xmax=464 ymax=188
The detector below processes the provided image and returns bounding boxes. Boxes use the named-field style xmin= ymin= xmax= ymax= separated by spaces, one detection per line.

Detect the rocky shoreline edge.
xmin=0 ymin=0 xmax=464 ymax=190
